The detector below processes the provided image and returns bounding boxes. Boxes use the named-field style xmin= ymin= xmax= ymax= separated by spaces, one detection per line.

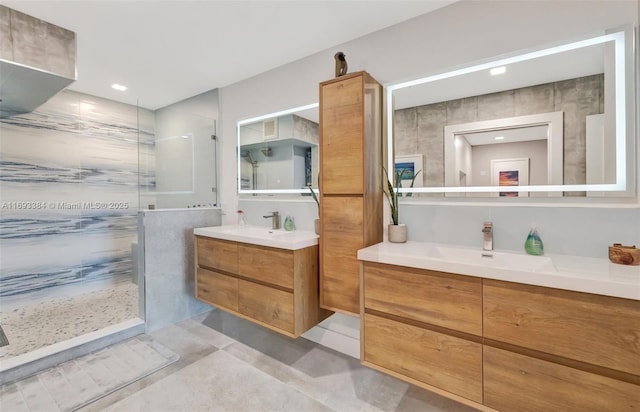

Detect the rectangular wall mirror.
xmin=237 ymin=103 xmax=319 ymax=194
xmin=387 ymin=25 xmax=635 ymax=197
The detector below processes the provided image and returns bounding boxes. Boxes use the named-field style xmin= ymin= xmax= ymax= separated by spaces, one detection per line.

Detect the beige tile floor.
xmin=10 ymin=309 xmax=480 ymax=411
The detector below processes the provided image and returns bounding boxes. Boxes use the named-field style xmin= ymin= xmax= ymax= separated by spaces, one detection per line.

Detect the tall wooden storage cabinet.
xmin=319 ymin=71 xmax=383 ymax=315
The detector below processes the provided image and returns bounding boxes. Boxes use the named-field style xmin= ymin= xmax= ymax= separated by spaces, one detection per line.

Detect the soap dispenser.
xmin=283 ymin=213 xmax=296 ymax=231
xmin=524 ymin=224 xmax=544 ymax=256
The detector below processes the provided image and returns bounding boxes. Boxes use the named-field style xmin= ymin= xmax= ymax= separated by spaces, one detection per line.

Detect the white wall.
xmin=218 ymin=0 xmax=639 ymax=356
xmin=220 ymin=0 xmax=638 ymax=240
xmin=471 ymin=140 xmax=548 ymax=187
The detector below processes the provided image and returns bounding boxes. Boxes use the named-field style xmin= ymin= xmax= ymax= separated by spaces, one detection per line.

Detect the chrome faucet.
xmin=263 ymin=211 xmax=280 ymax=230
xmin=482 ymin=222 xmax=493 ymax=257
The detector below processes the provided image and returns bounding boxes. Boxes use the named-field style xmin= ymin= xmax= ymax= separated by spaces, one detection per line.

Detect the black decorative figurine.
xmin=334 ymin=52 xmax=348 ymax=77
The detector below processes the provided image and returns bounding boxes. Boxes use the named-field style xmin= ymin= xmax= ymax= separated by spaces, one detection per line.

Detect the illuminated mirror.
xmin=237 ymin=103 xmax=319 ymax=194
xmin=388 ymin=26 xmax=635 ymax=197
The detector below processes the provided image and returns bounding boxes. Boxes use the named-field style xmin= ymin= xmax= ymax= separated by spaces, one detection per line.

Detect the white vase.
xmin=388 ymin=223 xmax=407 ymax=243
xmin=314 ymin=218 xmax=320 ymax=235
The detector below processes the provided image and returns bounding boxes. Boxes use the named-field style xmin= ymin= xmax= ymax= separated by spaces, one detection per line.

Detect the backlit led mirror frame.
xmin=237 ymin=103 xmax=319 ymax=195
xmin=386 ymin=26 xmax=635 ymax=195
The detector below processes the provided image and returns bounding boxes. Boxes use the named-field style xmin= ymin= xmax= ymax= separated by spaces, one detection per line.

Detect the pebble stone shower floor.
xmin=0 ymin=281 xmax=138 ymax=360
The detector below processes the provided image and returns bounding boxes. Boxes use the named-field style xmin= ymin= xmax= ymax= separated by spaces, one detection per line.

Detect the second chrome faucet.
xmin=482 ymin=222 xmax=493 ymax=257
xmin=263 ymin=211 xmax=281 ymax=230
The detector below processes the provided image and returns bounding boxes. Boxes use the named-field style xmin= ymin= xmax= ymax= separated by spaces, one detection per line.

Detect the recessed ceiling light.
xmin=494 ymin=136 xmax=505 ymax=140
xmin=111 ymin=83 xmax=128 ymax=91
xmin=490 ymin=66 xmax=506 ymax=76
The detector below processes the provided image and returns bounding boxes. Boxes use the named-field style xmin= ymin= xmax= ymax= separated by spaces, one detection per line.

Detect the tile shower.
xmin=0 ymin=90 xmax=155 ymax=360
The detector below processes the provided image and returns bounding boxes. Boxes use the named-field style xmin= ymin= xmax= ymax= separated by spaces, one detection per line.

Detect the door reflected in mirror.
xmin=388 ymin=26 xmax=634 ymax=197
xmin=443 ymin=111 xmax=564 ymax=197
xmin=237 ymin=103 xmax=319 ymax=194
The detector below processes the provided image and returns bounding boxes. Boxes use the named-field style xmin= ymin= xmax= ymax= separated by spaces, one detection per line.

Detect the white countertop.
xmin=194 ymin=225 xmax=318 ymax=250
xmin=357 ymin=241 xmax=640 ymax=301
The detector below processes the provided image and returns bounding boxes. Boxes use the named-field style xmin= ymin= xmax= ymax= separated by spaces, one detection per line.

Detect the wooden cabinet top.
xmin=319 ymin=71 xmax=377 ymax=87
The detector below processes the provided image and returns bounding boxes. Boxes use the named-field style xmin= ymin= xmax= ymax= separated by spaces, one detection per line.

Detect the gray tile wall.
xmin=140 ymin=208 xmax=221 ymax=332
xmin=395 ymin=74 xmax=603 ymax=193
xmin=0 ymin=5 xmax=76 ymax=79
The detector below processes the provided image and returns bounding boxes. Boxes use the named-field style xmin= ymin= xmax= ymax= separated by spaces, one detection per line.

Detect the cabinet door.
xmin=363 ymin=313 xmax=483 ymax=403
xmin=363 ymin=262 xmax=482 ymax=336
xmin=238 ymin=279 xmax=294 ymax=334
xmin=484 ymin=279 xmax=640 ymax=376
xmin=237 ymin=244 xmax=293 ymax=289
xmin=196 ymin=267 xmax=238 ymax=312
xmin=484 ymin=346 xmax=640 ymax=412
xmin=321 ymin=75 xmax=364 ymax=194
xmin=196 ymin=236 xmax=238 ymax=273
xmin=320 ymin=196 xmax=363 ymax=314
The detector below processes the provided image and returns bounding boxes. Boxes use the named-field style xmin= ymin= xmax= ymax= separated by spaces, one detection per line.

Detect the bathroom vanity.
xmin=358 ymin=242 xmax=640 ymax=411
xmin=194 ymin=226 xmax=332 ymax=338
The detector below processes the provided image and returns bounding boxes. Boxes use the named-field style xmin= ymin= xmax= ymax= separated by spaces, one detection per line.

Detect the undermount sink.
xmin=194 ymin=225 xmax=317 ymax=250
xmin=424 ymin=244 xmax=557 ymax=273
xmin=222 ymin=226 xmax=294 ymax=238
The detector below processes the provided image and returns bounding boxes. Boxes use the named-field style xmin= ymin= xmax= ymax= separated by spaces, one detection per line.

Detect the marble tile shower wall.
xmin=0 ymin=90 xmax=155 ymax=299
xmin=395 ymin=74 xmax=603 ymax=193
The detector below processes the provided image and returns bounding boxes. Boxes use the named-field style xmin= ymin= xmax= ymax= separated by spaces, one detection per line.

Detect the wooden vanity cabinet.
xmin=483 ymin=346 xmax=640 ymax=412
xmin=196 ymin=267 xmax=238 ymax=312
xmin=237 ymin=279 xmax=295 ymax=333
xmin=363 ymin=262 xmax=483 ymax=335
xmin=196 ymin=237 xmax=237 ymax=273
xmin=483 ymin=279 xmax=640 ymax=376
xmin=361 ymin=262 xmax=484 ymax=406
xmin=195 ymin=236 xmax=331 ymax=337
xmin=483 ymin=279 xmax=640 ymax=411
xmin=319 ymin=71 xmax=383 ymax=316
xmin=360 ymin=261 xmax=640 ymax=411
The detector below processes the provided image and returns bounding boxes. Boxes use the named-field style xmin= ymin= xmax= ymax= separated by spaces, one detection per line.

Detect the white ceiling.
xmin=392 ymin=41 xmax=607 ymax=110
xmin=4 ymin=0 xmax=456 ymax=110
xmin=463 ymin=124 xmax=549 ymax=146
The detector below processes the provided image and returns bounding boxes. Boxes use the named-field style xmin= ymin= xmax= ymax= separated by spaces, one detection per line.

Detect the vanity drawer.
xmin=196 ymin=236 xmax=238 ymax=273
xmin=238 ymin=279 xmax=294 ymax=334
xmin=196 ymin=267 xmax=238 ymax=312
xmin=237 ymin=244 xmax=293 ymax=289
xmin=363 ymin=262 xmax=482 ymax=336
xmin=483 ymin=279 xmax=640 ymax=376
xmin=363 ymin=313 xmax=483 ymax=403
xmin=484 ymin=346 xmax=640 ymax=412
